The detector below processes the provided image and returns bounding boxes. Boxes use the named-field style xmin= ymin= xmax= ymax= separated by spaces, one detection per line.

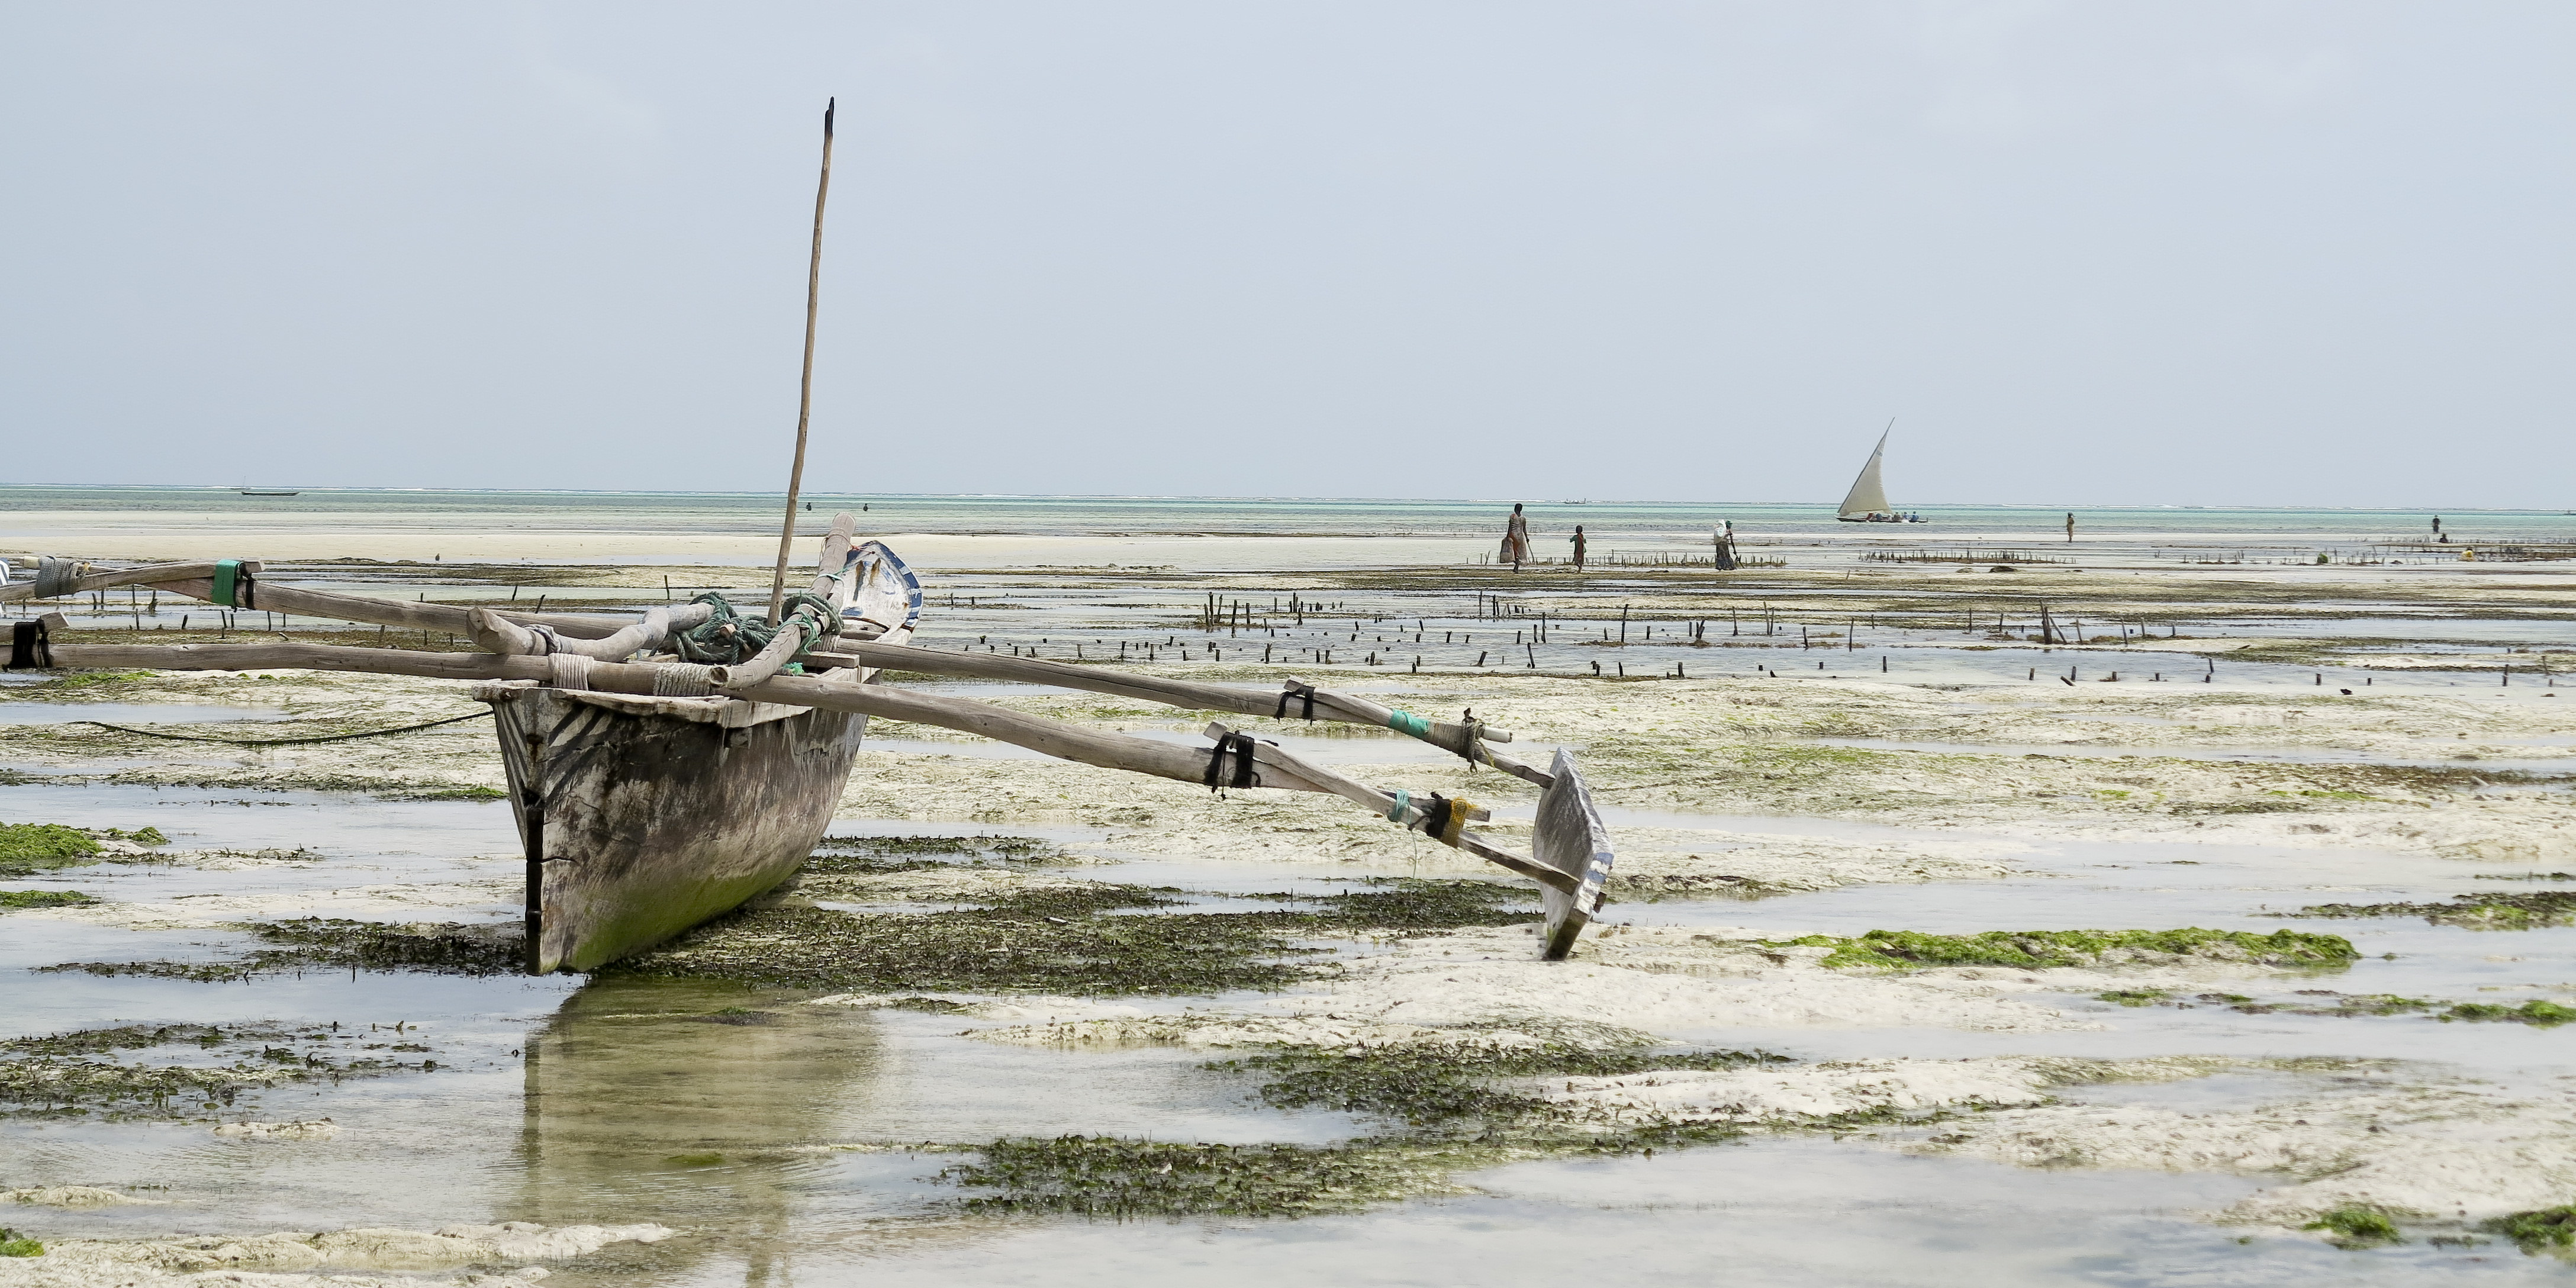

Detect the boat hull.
xmin=484 ymin=686 xmax=867 ymax=974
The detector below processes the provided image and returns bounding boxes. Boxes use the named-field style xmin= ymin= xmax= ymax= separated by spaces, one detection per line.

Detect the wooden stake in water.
xmin=768 ymin=98 xmax=838 ymax=623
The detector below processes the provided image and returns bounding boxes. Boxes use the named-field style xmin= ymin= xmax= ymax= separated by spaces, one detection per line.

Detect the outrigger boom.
xmin=4 ymin=538 xmax=1614 ymax=967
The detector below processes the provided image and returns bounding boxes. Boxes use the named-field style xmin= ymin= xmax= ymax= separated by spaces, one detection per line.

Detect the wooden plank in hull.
xmin=485 ymin=685 xmax=867 ymax=974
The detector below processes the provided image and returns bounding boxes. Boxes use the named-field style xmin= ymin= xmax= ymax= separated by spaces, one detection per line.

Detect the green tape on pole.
xmin=1386 ymin=788 xmax=1411 ymax=822
xmin=1386 ymin=709 xmax=1431 ymax=739
xmin=212 ymin=559 xmax=242 ymax=608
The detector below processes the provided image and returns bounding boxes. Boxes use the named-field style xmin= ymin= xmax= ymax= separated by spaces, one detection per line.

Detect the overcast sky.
xmin=2 ymin=2 xmax=2567 ymax=507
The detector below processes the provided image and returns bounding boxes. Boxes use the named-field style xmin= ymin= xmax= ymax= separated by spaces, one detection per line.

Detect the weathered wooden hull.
xmin=483 ymin=686 xmax=868 ymax=974
xmin=1534 ymin=749 xmax=1614 ymax=961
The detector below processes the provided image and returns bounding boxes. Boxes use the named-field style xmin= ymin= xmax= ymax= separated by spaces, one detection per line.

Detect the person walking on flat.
xmin=1569 ymin=524 xmax=1587 ymax=570
xmin=1501 ymin=503 xmax=1531 ymax=571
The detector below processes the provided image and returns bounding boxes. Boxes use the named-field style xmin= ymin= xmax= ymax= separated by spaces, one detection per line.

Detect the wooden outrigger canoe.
xmin=6 ymin=529 xmax=1612 ymax=967
xmin=474 ymin=526 xmax=922 ymax=973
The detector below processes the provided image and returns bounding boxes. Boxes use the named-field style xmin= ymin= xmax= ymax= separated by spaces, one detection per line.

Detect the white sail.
xmin=1837 ymin=427 xmax=1891 ymax=517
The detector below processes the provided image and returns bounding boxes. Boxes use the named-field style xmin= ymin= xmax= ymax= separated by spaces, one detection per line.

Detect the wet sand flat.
xmin=4 ymin=496 xmax=2575 ymax=1285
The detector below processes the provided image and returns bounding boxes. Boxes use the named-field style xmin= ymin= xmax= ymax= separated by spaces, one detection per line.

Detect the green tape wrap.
xmin=1386 ymin=709 xmax=1432 ymax=739
xmin=212 ymin=559 xmax=243 ymax=608
xmin=1386 ymin=788 xmax=1411 ymax=822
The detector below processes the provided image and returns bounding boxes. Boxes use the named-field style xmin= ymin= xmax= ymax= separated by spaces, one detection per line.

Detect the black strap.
xmin=1419 ymin=793 xmax=1453 ymax=839
xmin=8 ymin=619 xmax=53 ymax=669
xmin=236 ymin=566 xmax=257 ymax=611
xmin=1273 ymin=682 xmax=1317 ymax=721
xmin=1203 ymin=731 xmax=1263 ymax=791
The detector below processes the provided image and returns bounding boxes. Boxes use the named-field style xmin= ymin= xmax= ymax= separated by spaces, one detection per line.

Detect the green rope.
xmin=672 ymin=591 xmax=839 ymax=665
xmin=76 ymin=710 xmax=493 ymax=746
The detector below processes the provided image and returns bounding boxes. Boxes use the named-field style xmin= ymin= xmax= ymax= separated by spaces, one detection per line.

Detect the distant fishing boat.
xmin=1834 ymin=422 xmax=1923 ymax=524
xmin=237 ymin=489 xmax=301 ymax=497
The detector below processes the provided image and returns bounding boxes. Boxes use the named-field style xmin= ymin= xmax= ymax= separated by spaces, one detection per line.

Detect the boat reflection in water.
xmin=517 ymin=977 xmax=883 ymax=1284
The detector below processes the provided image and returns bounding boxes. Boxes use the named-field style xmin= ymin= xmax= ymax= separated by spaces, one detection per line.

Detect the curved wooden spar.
xmin=804 ymin=640 xmax=1552 ymax=788
xmin=1 ymin=561 xmax=252 ymax=602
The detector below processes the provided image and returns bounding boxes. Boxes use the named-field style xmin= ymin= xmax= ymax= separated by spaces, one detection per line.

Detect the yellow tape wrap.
xmin=1440 ymin=798 xmax=1475 ymax=845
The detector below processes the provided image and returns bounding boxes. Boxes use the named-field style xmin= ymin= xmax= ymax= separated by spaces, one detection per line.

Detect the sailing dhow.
xmin=1835 ymin=422 xmax=1923 ymax=523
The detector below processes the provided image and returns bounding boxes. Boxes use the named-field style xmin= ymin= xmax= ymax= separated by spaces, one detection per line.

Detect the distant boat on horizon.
xmin=237 ymin=488 xmax=300 ymax=497
xmin=1835 ymin=422 xmax=1923 ymax=523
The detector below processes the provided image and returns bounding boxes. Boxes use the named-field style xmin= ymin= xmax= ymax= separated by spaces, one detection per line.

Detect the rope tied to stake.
xmin=8 ymin=619 xmax=54 ymax=669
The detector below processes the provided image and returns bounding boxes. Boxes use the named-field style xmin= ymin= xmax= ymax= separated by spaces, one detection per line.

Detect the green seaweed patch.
xmin=2 ymin=1020 xmax=435 ymax=1119
xmin=0 ymin=823 xmax=101 ymax=877
xmin=2304 ymin=1205 xmax=2405 ymax=1247
xmin=2438 ymin=1000 xmax=2576 ymax=1027
xmin=22 ymin=669 xmax=156 ymax=692
xmin=2095 ymin=989 xmax=2169 ymax=1007
xmin=2484 ymin=1205 xmax=2576 ymax=1253
xmin=2288 ymin=891 xmax=2576 ymax=929
xmin=2108 ymin=990 xmax=2576 ymax=1026
xmin=938 ymin=1135 xmax=1485 ymax=1217
xmin=1771 ymin=928 xmax=2359 ymax=971
xmin=387 ymin=784 xmax=507 ymax=802
xmin=0 ymin=1228 xmax=40 ymax=1258
xmin=607 ymin=878 xmax=1536 ymax=996
xmin=806 ymin=834 xmax=1070 ymax=875
xmin=1223 ymin=1043 xmax=1788 ymax=1130
xmin=37 ymin=918 xmax=523 ymax=983
xmin=1 ymin=890 xmax=96 ymax=910
xmin=1266 ymin=878 xmax=1539 ymax=932
xmin=882 ymin=996 xmax=974 ymax=1014
xmin=605 ymin=889 xmax=1310 ymax=996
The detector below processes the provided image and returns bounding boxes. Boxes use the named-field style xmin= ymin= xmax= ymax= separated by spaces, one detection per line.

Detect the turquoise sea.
xmin=2 ymin=485 xmax=2568 ymax=546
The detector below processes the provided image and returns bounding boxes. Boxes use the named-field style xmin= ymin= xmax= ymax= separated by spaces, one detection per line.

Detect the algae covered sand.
xmin=5 ymin=508 xmax=2576 ymax=1280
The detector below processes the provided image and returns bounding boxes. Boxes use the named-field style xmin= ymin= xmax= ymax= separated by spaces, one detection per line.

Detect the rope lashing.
xmin=1203 ymin=730 xmax=1263 ymax=791
xmin=33 ymin=556 xmax=83 ymax=599
xmin=547 ymin=653 xmax=595 ymax=691
xmin=211 ymin=559 xmax=257 ymax=610
xmin=1385 ymin=788 xmax=1411 ymax=822
xmin=1273 ymin=682 xmax=1318 ymax=721
xmin=75 ymin=710 xmax=492 ymax=746
xmin=8 ymin=619 xmax=54 ymax=669
xmin=1456 ymin=714 xmax=1491 ymax=769
xmin=525 ymin=623 xmax=565 ymax=655
xmin=652 ymin=664 xmax=715 ymax=697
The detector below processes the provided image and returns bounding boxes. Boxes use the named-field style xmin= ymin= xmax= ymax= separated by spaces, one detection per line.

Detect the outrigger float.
xmin=2 ymin=535 xmax=1615 ymax=971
